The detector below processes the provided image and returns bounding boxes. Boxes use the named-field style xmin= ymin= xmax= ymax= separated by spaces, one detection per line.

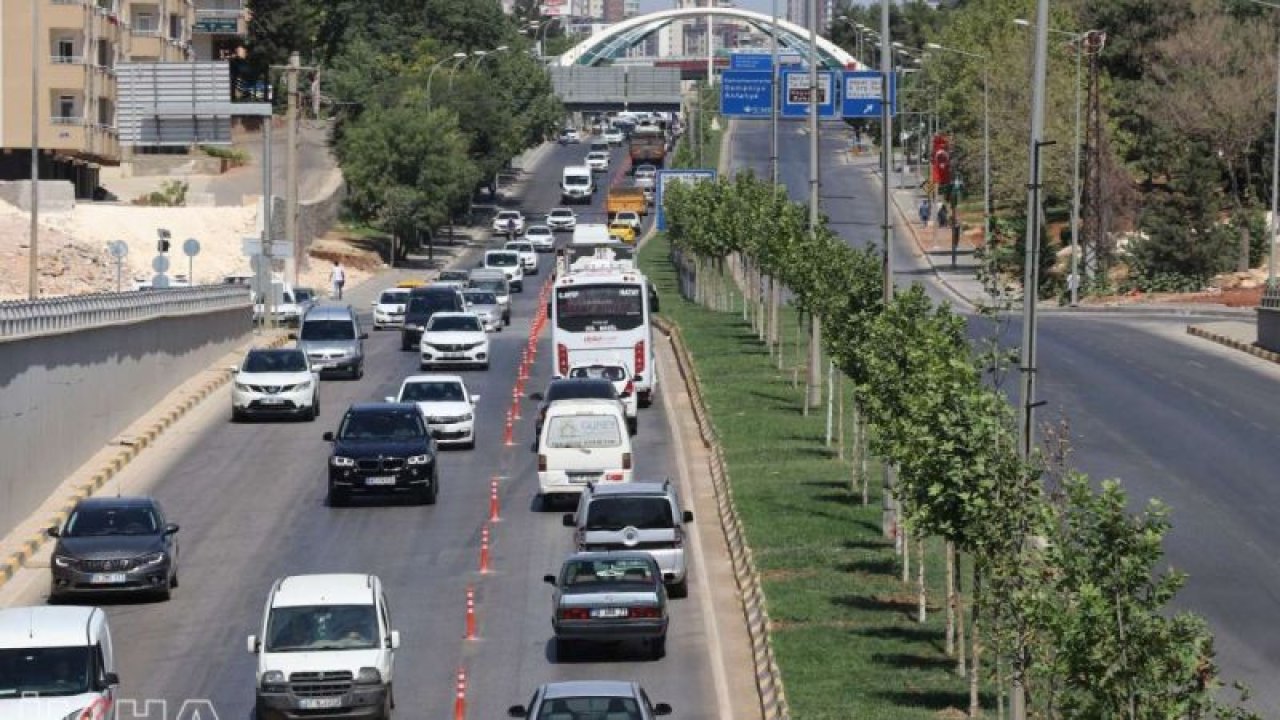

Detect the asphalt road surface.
xmin=733 ymin=119 xmax=1280 ymax=713
xmin=0 ymin=140 xmax=720 ymax=719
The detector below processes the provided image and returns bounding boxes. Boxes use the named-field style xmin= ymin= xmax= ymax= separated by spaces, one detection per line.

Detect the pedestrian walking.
xmin=918 ymin=198 xmax=931 ymax=227
xmin=330 ymin=261 xmax=346 ymax=300
xmin=937 ymin=204 xmax=950 ymax=229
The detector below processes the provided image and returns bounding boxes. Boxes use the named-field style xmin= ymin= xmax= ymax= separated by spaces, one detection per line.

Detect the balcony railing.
xmin=51 ymin=115 xmax=85 ymax=125
xmin=51 ymin=55 xmax=85 ymax=65
xmin=131 ymin=24 xmax=161 ymax=35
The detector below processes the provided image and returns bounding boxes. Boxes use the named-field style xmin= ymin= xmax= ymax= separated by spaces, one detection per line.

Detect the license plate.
xmin=365 ymin=476 xmax=397 ymax=486
xmin=567 ymin=473 xmax=596 ymax=484
xmin=260 ymin=397 xmax=286 ymax=405
xmin=313 ymin=363 xmax=333 ymax=370
xmin=442 ymin=353 xmax=466 ymax=359
xmin=90 ymin=573 xmax=127 ymax=584
xmin=298 ymin=697 xmax=343 ymax=710
xmin=591 ymin=607 xmax=628 ymax=618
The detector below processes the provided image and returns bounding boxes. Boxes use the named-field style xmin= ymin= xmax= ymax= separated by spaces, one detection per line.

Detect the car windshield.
xmin=465 ymin=291 xmax=497 ymax=305
xmin=506 ymin=243 xmax=533 ymax=252
xmin=546 ymin=414 xmax=622 ymax=449
xmin=536 ymin=696 xmax=642 ymax=720
xmin=244 ymin=350 xmax=308 ymax=373
xmin=528 ymin=227 xmax=551 ymax=236
xmin=569 ymin=365 xmax=627 ymax=382
xmin=550 ymin=210 xmax=573 ymax=218
xmin=379 ymin=291 xmax=407 ymax=304
xmin=64 ymin=505 xmax=160 ymax=536
xmin=0 ymin=647 xmax=93 ymax=698
xmin=469 ymin=279 xmax=506 ymax=295
xmin=295 ymin=289 xmax=315 ymax=302
xmin=497 ymin=212 xmax=520 ymax=221
xmin=562 ymin=557 xmax=656 ymax=588
xmin=439 ymin=271 xmax=469 ymax=282
xmin=265 ymin=605 xmax=378 ymax=652
xmin=547 ymin=380 xmax=617 ymax=402
xmin=400 ymin=381 xmax=466 ymax=403
xmin=300 ymin=319 xmax=355 ymax=341
xmin=338 ymin=410 xmax=425 ymax=440
xmin=555 ymin=284 xmax=644 ymax=333
xmin=564 ymin=176 xmax=590 ymax=187
xmin=407 ymin=294 xmax=459 ymax=316
xmin=586 ymin=497 xmax=674 ymax=530
xmin=487 ymin=254 xmax=518 ymax=267
xmin=428 ymin=315 xmax=482 ymax=332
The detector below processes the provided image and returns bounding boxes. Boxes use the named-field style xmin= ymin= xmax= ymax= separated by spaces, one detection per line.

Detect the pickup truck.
xmin=606 ymin=186 xmax=647 ymax=218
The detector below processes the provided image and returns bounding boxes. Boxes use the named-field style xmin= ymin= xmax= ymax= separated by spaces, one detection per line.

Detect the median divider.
xmin=652 ymin=314 xmax=790 ymax=720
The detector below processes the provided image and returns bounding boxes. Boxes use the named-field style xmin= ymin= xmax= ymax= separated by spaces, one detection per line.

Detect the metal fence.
xmin=0 ymin=285 xmax=251 ymax=340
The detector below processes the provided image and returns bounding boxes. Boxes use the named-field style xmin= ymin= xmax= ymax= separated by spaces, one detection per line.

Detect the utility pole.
xmin=285 ymin=52 xmax=300 ymax=284
xmin=804 ymin=0 xmax=823 ymax=415
xmin=1068 ymin=36 xmax=1082 ymax=306
xmin=29 ymin=0 xmax=40 ymax=300
xmin=768 ymin=0 xmax=782 ymax=360
xmin=706 ymin=0 xmax=714 ymax=86
xmin=1014 ymin=1 xmax=1052 ymax=718
xmin=877 ymin=0 xmax=897 ymax=544
xmin=262 ymin=84 xmax=275 ymax=330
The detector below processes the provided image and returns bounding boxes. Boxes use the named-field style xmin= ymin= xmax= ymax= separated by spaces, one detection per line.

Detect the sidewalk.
xmin=1187 ymin=320 xmax=1280 ymax=365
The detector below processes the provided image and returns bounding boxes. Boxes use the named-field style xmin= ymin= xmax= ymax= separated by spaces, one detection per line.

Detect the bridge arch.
xmin=556 ymin=7 xmax=860 ymax=70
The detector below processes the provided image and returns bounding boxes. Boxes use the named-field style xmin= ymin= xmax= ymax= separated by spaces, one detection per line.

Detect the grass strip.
xmin=640 ymin=233 xmax=988 ymax=719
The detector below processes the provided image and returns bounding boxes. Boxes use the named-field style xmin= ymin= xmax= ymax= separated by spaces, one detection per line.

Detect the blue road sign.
xmin=720 ymin=71 xmax=774 ymax=118
xmin=655 ymin=169 xmax=718 ymax=231
xmin=780 ymin=69 xmax=837 ymax=119
xmin=840 ymin=71 xmax=897 ymax=119
xmin=730 ymin=53 xmax=773 ymax=71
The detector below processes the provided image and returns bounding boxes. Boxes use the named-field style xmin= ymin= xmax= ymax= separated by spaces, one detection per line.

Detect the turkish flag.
xmin=931 ymin=134 xmax=952 ymax=187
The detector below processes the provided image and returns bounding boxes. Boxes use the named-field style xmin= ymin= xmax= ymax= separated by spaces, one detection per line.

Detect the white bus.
xmin=552 ymin=268 xmax=657 ymax=407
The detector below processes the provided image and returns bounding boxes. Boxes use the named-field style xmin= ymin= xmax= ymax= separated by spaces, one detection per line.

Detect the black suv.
xmin=401 ymin=285 xmax=466 ymax=351
xmin=324 ymin=403 xmax=439 ymax=506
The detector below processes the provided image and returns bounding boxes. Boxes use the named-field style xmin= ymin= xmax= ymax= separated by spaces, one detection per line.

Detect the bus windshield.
xmin=555 ymin=284 xmax=644 ymax=333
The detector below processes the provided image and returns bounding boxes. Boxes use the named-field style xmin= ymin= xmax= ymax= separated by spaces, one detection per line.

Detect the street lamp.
xmin=445 ymin=52 xmax=475 ymax=93
xmin=426 ymin=52 xmax=467 ymax=112
xmin=536 ymin=18 xmax=562 ymax=57
xmin=927 ymin=42 xmax=991 ymax=275
xmin=1246 ymin=0 xmax=1280 ymax=291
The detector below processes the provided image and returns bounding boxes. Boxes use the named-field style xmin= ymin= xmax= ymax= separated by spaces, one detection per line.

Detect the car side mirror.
xmin=246 ymin=635 xmax=259 ymax=654
xmin=385 ymin=396 xmax=396 ymax=403
xmin=287 ymin=332 xmax=298 ymax=340
xmin=507 ymin=706 xmax=528 ymax=718
xmin=562 ymin=513 xmax=576 ymax=527
xmin=530 ymin=392 xmax=544 ymax=402
xmin=226 ymin=365 xmax=240 ymax=373
xmin=663 ymin=572 xmax=676 ymax=583
xmin=164 ymin=523 xmax=180 ymax=535
xmin=323 ymin=431 xmax=335 ymax=442
xmin=683 ymin=511 xmax=694 ymax=524
xmin=543 ymin=574 xmax=557 ymax=586
xmin=104 ymin=672 xmax=120 ymax=687
xmin=387 ymin=630 xmax=401 ymax=649
xmin=471 ymin=394 xmax=481 ymax=404
xmin=653 ymin=702 xmax=673 ymax=716
xmin=46 ymin=526 xmax=60 ymax=538
xmin=359 ymin=332 xmax=369 ymax=340
xmin=370 ymin=300 xmax=378 ymax=306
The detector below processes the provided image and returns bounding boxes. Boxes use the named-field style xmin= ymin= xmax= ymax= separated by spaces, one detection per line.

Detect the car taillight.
xmin=634 ymin=341 xmax=646 ymax=375
xmin=560 ymin=608 xmax=591 ymax=620
xmin=558 ymin=344 xmax=569 ymax=376
xmin=538 ymin=454 xmax=547 ymax=472
xmin=622 ymin=453 xmax=631 ymax=470
xmin=622 ymin=380 xmax=634 ymax=397
xmin=629 ymin=606 xmax=661 ymax=619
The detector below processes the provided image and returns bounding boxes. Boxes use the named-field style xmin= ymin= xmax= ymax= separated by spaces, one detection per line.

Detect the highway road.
xmin=732 ymin=119 xmax=1280 ymax=713
xmin=0 ymin=140 xmax=722 ymax=718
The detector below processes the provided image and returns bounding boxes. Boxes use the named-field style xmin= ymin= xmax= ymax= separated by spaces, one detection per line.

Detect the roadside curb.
xmin=1187 ymin=324 xmax=1280 ymax=365
xmin=653 ymin=315 xmax=789 ymax=720
xmin=0 ymin=330 xmax=290 ymax=589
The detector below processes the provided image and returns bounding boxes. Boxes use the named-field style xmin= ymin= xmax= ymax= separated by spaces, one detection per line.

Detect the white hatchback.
xmin=419 ymin=312 xmax=490 ymax=370
xmin=389 ymin=375 xmax=479 ymax=449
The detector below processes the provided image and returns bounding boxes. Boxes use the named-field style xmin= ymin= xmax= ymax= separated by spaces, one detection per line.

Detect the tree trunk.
xmin=771 ymin=281 xmax=783 ymax=368
xmin=969 ymin=563 xmax=983 ymax=719
xmin=1239 ymin=224 xmax=1251 ymax=273
xmin=916 ymin=536 xmax=927 ymax=624
xmin=757 ymin=270 xmax=768 ymax=342
xmin=901 ymin=520 xmax=911 ymax=580
xmin=956 ymin=547 xmax=967 ymax=678
xmin=860 ymin=416 xmax=870 ymax=506
xmin=836 ymin=372 xmax=845 ymax=461
xmin=946 ymin=540 xmax=956 ymax=656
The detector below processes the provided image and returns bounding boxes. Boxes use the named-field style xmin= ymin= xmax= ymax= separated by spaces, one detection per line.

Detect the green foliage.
xmin=199 ymin=145 xmax=250 ymax=166
xmin=133 ymin=180 xmax=188 ymax=207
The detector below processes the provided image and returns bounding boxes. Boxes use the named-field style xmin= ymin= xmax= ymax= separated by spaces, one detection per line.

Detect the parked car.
xmin=507 ymin=681 xmax=672 ymax=719
xmin=293 ymin=304 xmax=367 ymax=380
xmin=371 ymin=287 xmax=411 ymax=330
xmin=419 ymin=312 xmax=490 ymax=370
xmin=389 ymin=375 xmax=479 ymax=449
xmin=565 ymin=480 xmax=693 ymax=597
xmin=231 ymin=348 xmax=321 ymax=421
xmin=463 ymin=289 xmax=503 ymax=332
xmin=248 ymin=574 xmax=399 ymax=720
xmin=48 ymin=496 xmax=180 ymax=601
xmin=546 ymin=208 xmax=578 ymax=232
xmin=493 ymin=210 xmax=526 ymax=236
xmin=0 ymin=606 xmax=120 ymax=719
xmin=324 ymin=403 xmax=438 ymax=505
xmin=543 ymin=552 xmax=668 ymax=660
xmin=401 ymin=285 xmax=466 ymax=351
xmin=525 ymin=224 xmax=556 ymax=252
xmin=566 ymin=363 xmax=637 ymax=433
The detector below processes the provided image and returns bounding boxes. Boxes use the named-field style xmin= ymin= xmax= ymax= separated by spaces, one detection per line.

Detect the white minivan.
xmin=0 ymin=606 xmax=119 ymax=720
xmin=248 ymin=574 xmax=399 ymax=720
xmin=537 ymin=398 xmax=633 ymax=505
xmin=561 ymin=165 xmax=594 ymax=204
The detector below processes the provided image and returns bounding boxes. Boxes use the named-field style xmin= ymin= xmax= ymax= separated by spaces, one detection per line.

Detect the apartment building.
xmin=191 ymin=0 xmax=246 ymax=61
xmin=0 ymin=0 xmax=193 ymax=195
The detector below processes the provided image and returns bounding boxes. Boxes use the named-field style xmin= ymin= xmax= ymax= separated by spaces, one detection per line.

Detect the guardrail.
xmin=0 ymin=285 xmax=251 ymax=340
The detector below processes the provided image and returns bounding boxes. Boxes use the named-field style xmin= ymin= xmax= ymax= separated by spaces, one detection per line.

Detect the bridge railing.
xmin=0 ymin=285 xmax=251 ymax=341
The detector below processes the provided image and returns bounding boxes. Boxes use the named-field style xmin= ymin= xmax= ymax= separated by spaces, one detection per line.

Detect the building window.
xmin=132 ymin=9 xmax=158 ymax=34
xmin=169 ymin=14 xmax=184 ymax=40
xmin=56 ymin=95 xmax=78 ymax=122
xmin=98 ymin=100 xmax=115 ymax=128
xmin=55 ymin=37 xmax=77 ymax=63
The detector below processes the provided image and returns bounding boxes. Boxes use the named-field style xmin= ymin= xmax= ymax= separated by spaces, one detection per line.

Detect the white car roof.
xmin=401 ymin=374 xmax=466 ymax=388
xmin=0 ymin=606 xmax=106 ymax=649
xmin=271 ymin=574 xmax=376 ymax=608
xmin=379 ymin=287 xmax=410 ymax=296
xmin=496 ymin=210 xmax=522 ymax=217
xmin=549 ymin=208 xmax=575 ymax=215
xmin=428 ymin=311 xmax=480 ymax=321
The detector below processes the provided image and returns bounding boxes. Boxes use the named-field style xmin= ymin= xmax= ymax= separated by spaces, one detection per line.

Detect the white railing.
xmin=51 ymin=54 xmax=85 ymax=64
xmin=0 ymin=285 xmax=251 ymax=340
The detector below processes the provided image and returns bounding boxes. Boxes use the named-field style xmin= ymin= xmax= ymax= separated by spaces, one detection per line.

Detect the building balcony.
xmin=46 ymin=58 xmax=89 ymax=88
xmin=127 ymin=33 xmax=164 ymax=58
xmin=47 ymin=2 xmax=90 ymax=27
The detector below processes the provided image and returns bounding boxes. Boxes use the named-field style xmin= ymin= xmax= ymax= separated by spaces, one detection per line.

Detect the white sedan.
xmin=388 ymin=375 xmax=479 ymax=449
xmin=603 ymin=128 xmax=624 ymax=145
xmin=586 ymin=151 xmax=610 ymax=173
xmin=526 ymin=224 xmax=556 ymax=252
xmin=371 ymin=287 xmax=410 ymax=329
xmin=567 ymin=362 xmax=638 ymax=434
xmin=546 ymin=208 xmax=578 ymax=232
xmin=419 ymin=312 xmax=490 ymax=370
xmin=505 ymin=240 xmax=539 ymax=275
xmin=492 ymin=209 xmax=526 ymax=235
xmin=231 ymin=348 xmax=320 ymax=422
xmin=614 ymin=210 xmax=642 ymax=232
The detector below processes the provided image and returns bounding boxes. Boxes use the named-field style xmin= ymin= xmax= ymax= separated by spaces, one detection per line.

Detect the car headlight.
xmin=355 ymin=667 xmax=382 ymax=685
xmin=261 ymin=670 xmax=287 ymax=692
xmin=137 ymin=551 xmax=167 ymax=567
xmin=235 ymin=382 xmax=252 ymax=391
xmin=53 ymin=554 xmax=77 ymax=569
xmin=290 ymin=380 xmax=312 ymax=391
xmin=331 ymin=456 xmax=356 ymax=467
xmin=460 ymin=413 xmax=473 ymax=422
xmin=406 ymin=454 xmax=432 ymax=466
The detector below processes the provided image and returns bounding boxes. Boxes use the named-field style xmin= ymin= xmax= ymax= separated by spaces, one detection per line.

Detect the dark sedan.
xmin=531 ymin=378 xmax=623 ymax=439
xmin=48 ymin=496 xmax=180 ymax=601
xmin=325 ymin=403 xmax=439 ymax=506
xmin=544 ymin=552 xmax=668 ymax=660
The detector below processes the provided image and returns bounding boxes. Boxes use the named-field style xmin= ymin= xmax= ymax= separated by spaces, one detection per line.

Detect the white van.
xmin=571 ymin=224 xmax=612 ymax=246
xmin=561 ymin=165 xmax=594 ymax=204
xmin=248 ymin=574 xmax=399 ymax=720
xmin=0 ymin=606 xmax=119 ymax=720
xmin=537 ymin=398 xmax=633 ymax=504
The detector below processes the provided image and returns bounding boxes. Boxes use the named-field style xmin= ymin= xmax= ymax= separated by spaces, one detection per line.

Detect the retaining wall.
xmin=0 ymin=288 xmax=251 ymax=536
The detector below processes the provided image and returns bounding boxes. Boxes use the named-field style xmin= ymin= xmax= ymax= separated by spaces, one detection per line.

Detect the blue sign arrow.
xmin=720 ymin=71 xmax=774 ymax=118
xmin=780 ymin=69 xmax=837 ymax=119
xmin=840 ymin=71 xmax=897 ymax=119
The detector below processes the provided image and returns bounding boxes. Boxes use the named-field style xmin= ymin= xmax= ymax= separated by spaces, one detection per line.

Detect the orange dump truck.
xmin=606 ymin=186 xmax=648 ymax=218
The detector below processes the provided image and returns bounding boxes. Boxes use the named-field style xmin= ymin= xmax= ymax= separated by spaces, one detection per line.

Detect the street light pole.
xmin=1069 ymin=32 xmax=1083 ymax=305
xmin=427 ymin=53 xmax=467 ymax=113
xmin=770 ymin=0 xmax=779 ymax=185
xmin=805 ymin=0 xmax=823 ymax=415
xmin=29 ymin=0 xmax=41 ymax=300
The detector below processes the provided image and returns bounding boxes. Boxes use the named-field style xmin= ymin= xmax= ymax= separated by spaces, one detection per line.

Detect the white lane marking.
xmin=660 ymin=353 xmax=735 ymax=720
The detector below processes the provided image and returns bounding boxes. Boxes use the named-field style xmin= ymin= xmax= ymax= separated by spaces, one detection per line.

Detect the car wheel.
xmin=427 ymin=479 xmax=439 ymax=505
xmin=170 ymin=566 xmax=179 ymax=589
xmin=554 ymin=637 xmax=575 ymax=661
xmin=464 ymin=439 xmax=476 ymax=450
xmin=231 ymin=408 xmax=244 ymax=423
xmin=648 ymin=634 xmax=666 ymax=660
xmin=504 ymin=316 xmax=511 ymax=326
xmin=627 ymin=417 xmax=638 ymax=436
xmin=155 ymin=584 xmax=172 ymax=602
xmin=353 ymin=363 xmax=364 ymax=380
xmin=638 ymin=391 xmax=653 ymax=409
xmin=327 ymin=486 xmax=349 ymax=507
xmin=419 ymin=363 xmax=429 ymax=371
xmin=401 ymin=338 xmax=412 ymax=351
xmin=669 ymin=577 xmax=688 ymax=599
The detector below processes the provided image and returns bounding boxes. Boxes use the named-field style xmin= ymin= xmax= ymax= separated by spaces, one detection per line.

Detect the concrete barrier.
xmin=0 ymin=289 xmax=250 ymax=538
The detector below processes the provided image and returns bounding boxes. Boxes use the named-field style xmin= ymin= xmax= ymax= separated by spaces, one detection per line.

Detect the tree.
xmin=245 ymin=0 xmax=322 ymax=76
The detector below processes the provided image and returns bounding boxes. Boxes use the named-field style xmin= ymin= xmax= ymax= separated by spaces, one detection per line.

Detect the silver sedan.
xmin=543 ymin=552 xmax=668 ymax=660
